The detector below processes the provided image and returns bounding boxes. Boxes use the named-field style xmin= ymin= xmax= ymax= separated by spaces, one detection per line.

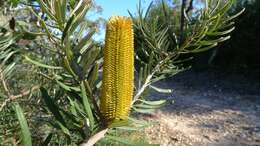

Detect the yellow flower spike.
xmin=100 ymin=16 xmax=134 ymax=125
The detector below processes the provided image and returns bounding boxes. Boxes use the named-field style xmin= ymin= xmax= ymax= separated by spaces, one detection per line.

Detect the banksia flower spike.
xmin=100 ymin=16 xmax=134 ymax=125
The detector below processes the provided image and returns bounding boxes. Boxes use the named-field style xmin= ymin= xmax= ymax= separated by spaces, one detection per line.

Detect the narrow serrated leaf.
xmin=139 ymin=99 xmax=167 ymax=106
xmin=106 ymin=135 xmax=159 ymax=146
xmin=14 ymin=104 xmax=32 ymax=146
xmin=149 ymin=85 xmax=173 ymax=93
xmin=132 ymin=107 xmax=155 ymax=114
xmin=41 ymin=133 xmax=53 ymax=146
xmin=80 ymin=82 xmax=95 ymax=130
xmin=24 ymin=56 xmax=62 ymax=70
xmin=40 ymin=87 xmax=66 ymax=126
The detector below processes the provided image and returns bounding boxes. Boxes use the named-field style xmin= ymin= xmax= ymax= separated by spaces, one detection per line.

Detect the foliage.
xmin=129 ymin=0 xmax=244 ymax=103
xmin=14 ymin=104 xmax=32 ymax=146
xmin=0 ymin=0 xmax=244 ymax=145
xmin=210 ymin=0 xmax=260 ymax=70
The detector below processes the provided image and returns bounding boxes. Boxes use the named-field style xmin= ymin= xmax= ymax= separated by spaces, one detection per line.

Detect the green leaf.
xmin=61 ymin=0 xmax=67 ymax=22
xmin=138 ymin=67 xmax=144 ymax=89
xmin=2 ymin=50 xmax=18 ymax=65
xmin=67 ymin=96 xmax=78 ymax=116
xmin=69 ymin=0 xmax=76 ymax=8
xmin=0 ymin=39 xmax=14 ymax=52
xmin=24 ymin=56 xmax=62 ymax=70
xmin=54 ymin=0 xmax=64 ymax=28
xmin=14 ymin=104 xmax=32 ymax=146
xmin=63 ymin=34 xmax=73 ymax=61
xmin=62 ymin=14 xmax=75 ymax=42
xmin=70 ymin=1 xmax=92 ymax=33
xmin=9 ymin=0 xmax=19 ymax=6
xmin=207 ymin=27 xmax=235 ymax=36
xmin=96 ymin=81 xmax=102 ymax=89
xmin=56 ymin=121 xmax=71 ymax=136
xmin=209 ymin=0 xmax=221 ymax=15
xmin=73 ymin=99 xmax=86 ymax=116
xmin=0 ymin=92 xmax=7 ymax=98
xmin=37 ymin=0 xmax=57 ymax=21
xmin=29 ymin=8 xmax=55 ymax=40
xmin=56 ymin=80 xmax=72 ymax=91
xmin=41 ymin=133 xmax=53 ymax=146
xmin=63 ymin=57 xmax=77 ymax=77
xmin=223 ymin=8 xmax=245 ymax=23
xmin=132 ymin=107 xmax=156 ymax=114
xmin=108 ymin=120 xmax=131 ymax=128
xmin=55 ymin=79 xmax=80 ymax=92
xmin=133 ymin=98 xmax=168 ymax=112
xmin=75 ymin=29 xmax=96 ymax=51
xmin=87 ymin=62 xmax=99 ymax=88
xmin=81 ymin=46 xmax=101 ymax=75
xmin=138 ymin=99 xmax=167 ymax=106
xmin=149 ymin=85 xmax=172 ymax=93
xmin=209 ymin=14 xmax=222 ymax=32
xmin=190 ymin=43 xmax=218 ymax=53
xmin=128 ymin=117 xmax=157 ymax=128
xmin=134 ymin=104 xmax=161 ymax=109
xmin=80 ymin=82 xmax=95 ymax=130
xmin=74 ymin=21 xmax=89 ymax=40
xmin=40 ymin=87 xmax=66 ymax=126
xmin=106 ymin=135 xmax=159 ymax=146
xmin=2 ymin=63 xmax=15 ymax=79
xmin=215 ymin=0 xmax=234 ymax=16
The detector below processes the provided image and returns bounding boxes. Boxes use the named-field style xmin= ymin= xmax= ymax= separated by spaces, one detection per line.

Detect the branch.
xmin=132 ymin=54 xmax=177 ymax=104
xmin=185 ymin=0 xmax=194 ymax=14
xmin=133 ymin=73 xmax=154 ymax=104
xmin=0 ymin=98 xmax=11 ymax=112
xmin=10 ymin=85 xmax=40 ymax=100
xmin=0 ymin=66 xmax=11 ymax=97
xmin=180 ymin=0 xmax=187 ymax=44
xmin=80 ymin=129 xmax=108 ymax=146
xmin=0 ymin=85 xmax=40 ymax=112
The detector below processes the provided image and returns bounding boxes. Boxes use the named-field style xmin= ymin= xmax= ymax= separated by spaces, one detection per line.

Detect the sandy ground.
xmin=144 ymin=69 xmax=260 ymax=146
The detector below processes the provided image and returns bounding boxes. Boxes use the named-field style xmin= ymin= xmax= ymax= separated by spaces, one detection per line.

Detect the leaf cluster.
xmin=129 ymin=0 xmax=244 ymax=107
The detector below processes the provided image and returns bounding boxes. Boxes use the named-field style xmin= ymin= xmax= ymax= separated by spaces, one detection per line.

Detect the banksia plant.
xmin=100 ymin=16 xmax=134 ymax=125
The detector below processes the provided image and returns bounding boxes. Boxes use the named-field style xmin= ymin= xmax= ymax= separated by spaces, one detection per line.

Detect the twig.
xmin=0 ymin=85 xmax=40 ymax=112
xmin=133 ymin=55 xmax=172 ymax=104
xmin=180 ymin=0 xmax=187 ymax=44
xmin=133 ymin=73 xmax=154 ymax=104
xmin=0 ymin=98 xmax=11 ymax=112
xmin=37 ymin=72 xmax=55 ymax=80
xmin=132 ymin=50 xmax=180 ymax=104
xmin=0 ymin=66 xmax=11 ymax=97
xmin=10 ymin=85 xmax=40 ymax=100
xmin=186 ymin=0 xmax=194 ymax=14
xmin=80 ymin=129 xmax=108 ymax=146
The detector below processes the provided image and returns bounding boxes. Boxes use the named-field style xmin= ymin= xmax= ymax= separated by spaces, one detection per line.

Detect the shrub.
xmin=0 ymin=0 xmax=243 ymax=145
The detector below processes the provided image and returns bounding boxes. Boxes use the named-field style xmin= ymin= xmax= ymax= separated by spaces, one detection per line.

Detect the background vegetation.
xmin=193 ymin=0 xmax=260 ymax=74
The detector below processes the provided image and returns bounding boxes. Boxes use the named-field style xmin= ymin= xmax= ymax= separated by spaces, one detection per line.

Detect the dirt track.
xmin=145 ymin=69 xmax=260 ymax=146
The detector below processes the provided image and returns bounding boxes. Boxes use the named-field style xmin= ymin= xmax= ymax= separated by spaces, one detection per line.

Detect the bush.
xmin=0 ymin=0 xmax=243 ymax=145
xmin=193 ymin=0 xmax=260 ymax=72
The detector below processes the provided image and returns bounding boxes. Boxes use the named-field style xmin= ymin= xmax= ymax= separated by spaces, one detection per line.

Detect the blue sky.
xmin=95 ymin=0 xmax=152 ymax=19
xmin=90 ymin=0 xmax=153 ymax=41
xmin=90 ymin=0 xmax=203 ymax=41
